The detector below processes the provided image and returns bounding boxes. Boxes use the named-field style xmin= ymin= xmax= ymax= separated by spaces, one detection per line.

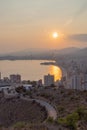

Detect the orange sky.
xmin=0 ymin=0 xmax=87 ymax=54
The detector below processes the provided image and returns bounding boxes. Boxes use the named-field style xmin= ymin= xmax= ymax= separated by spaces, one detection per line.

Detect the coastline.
xmin=0 ymin=59 xmax=66 ymax=81
xmin=40 ymin=60 xmax=67 ymax=79
xmin=51 ymin=60 xmax=67 ymax=78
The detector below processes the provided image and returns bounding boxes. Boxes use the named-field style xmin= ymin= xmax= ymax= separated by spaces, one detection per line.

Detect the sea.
xmin=0 ymin=60 xmax=62 ymax=83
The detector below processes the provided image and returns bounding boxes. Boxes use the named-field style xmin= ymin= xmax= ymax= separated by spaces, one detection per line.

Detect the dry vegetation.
xmin=0 ymin=87 xmax=87 ymax=130
xmin=0 ymin=96 xmax=47 ymax=128
xmin=29 ymin=87 xmax=87 ymax=130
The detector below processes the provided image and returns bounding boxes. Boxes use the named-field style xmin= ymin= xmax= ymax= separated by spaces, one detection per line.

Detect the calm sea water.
xmin=0 ymin=60 xmax=62 ymax=82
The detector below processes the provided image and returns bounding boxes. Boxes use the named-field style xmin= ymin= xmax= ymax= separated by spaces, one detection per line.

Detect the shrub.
xmin=15 ymin=86 xmax=26 ymax=93
xmin=13 ymin=122 xmax=26 ymax=129
xmin=57 ymin=118 xmax=67 ymax=125
xmin=60 ymin=90 xmax=64 ymax=94
xmin=47 ymin=117 xmax=54 ymax=123
xmin=57 ymin=106 xmax=65 ymax=113
xmin=57 ymin=112 xmax=79 ymax=130
xmin=76 ymin=106 xmax=87 ymax=121
xmin=66 ymin=112 xmax=79 ymax=129
xmin=40 ymin=93 xmax=51 ymax=99
xmin=57 ymin=107 xmax=87 ymax=129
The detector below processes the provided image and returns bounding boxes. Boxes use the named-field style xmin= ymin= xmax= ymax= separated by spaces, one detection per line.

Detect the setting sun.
xmin=52 ymin=32 xmax=59 ymax=39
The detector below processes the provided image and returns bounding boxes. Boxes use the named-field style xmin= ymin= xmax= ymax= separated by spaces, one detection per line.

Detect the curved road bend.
xmin=21 ymin=97 xmax=57 ymax=120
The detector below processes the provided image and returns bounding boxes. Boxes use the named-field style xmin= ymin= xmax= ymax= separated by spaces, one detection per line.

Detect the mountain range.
xmin=0 ymin=47 xmax=87 ymax=60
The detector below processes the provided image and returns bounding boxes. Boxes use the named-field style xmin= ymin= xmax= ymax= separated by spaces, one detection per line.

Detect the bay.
xmin=0 ymin=60 xmax=62 ymax=82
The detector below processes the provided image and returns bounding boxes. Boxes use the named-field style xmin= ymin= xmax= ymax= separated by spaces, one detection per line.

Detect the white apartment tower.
xmin=71 ymin=73 xmax=82 ymax=90
xmin=83 ymin=71 xmax=87 ymax=90
xmin=0 ymin=72 xmax=1 ymax=80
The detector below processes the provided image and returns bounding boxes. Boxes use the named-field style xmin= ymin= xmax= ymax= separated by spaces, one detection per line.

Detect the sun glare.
xmin=53 ymin=32 xmax=59 ymax=39
xmin=49 ymin=66 xmax=62 ymax=81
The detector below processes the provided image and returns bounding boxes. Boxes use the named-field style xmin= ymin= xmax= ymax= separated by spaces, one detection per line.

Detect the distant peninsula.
xmin=40 ymin=61 xmax=55 ymax=65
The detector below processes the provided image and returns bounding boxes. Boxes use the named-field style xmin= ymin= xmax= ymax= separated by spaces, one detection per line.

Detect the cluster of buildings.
xmin=0 ymin=72 xmax=21 ymax=86
xmin=43 ymin=61 xmax=87 ymax=91
xmin=0 ymin=73 xmax=43 ymax=87
xmin=0 ymin=73 xmax=22 ymax=98
xmin=0 ymin=72 xmax=43 ymax=92
xmin=65 ymin=61 xmax=87 ymax=90
xmin=0 ymin=60 xmax=87 ymax=95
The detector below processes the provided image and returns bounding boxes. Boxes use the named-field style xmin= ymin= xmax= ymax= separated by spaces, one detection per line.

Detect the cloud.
xmin=68 ymin=34 xmax=87 ymax=42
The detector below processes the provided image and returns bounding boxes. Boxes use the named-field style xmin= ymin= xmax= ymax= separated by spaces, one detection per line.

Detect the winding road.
xmin=21 ymin=97 xmax=57 ymax=120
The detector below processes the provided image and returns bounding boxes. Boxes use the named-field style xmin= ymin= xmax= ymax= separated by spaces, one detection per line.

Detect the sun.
xmin=52 ymin=32 xmax=59 ymax=39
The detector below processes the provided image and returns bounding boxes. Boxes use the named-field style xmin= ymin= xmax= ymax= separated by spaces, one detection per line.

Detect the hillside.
xmin=0 ymin=97 xmax=47 ymax=127
xmin=0 ymin=87 xmax=87 ymax=130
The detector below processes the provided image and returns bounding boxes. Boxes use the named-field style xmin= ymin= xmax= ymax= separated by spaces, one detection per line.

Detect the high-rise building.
xmin=71 ymin=73 xmax=82 ymax=90
xmin=83 ymin=70 xmax=87 ymax=90
xmin=10 ymin=74 xmax=21 ymax=83
xmin=37 ymin=79 xmax=42 ymax=87
xmin=44 ymin=74 xmax=54 ymax=86
xmin=0 ymin=72 xmax=1 ymax=80
xmin=3 ymin=77 xmax=10 ymax=83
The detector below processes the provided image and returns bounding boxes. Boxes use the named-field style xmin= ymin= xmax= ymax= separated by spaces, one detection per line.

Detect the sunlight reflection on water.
xmin=49 ymin=65 xmax=62 ymax=81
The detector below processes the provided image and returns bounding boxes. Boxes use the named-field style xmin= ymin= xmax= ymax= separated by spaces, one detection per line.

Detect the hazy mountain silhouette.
xmin=54 ymin=47 xmax=80 ymax=55
xmin=0 ymin=47 xmax=86 ymax=60
xmin=72 ymin=47 xmax=87 ymax=57
xmin=1 ymin=47 xmax=79 ymax=56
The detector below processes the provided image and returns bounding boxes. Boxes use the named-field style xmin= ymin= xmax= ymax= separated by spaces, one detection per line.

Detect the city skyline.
xmin=0 ymin=0 xmax=87 ymax=54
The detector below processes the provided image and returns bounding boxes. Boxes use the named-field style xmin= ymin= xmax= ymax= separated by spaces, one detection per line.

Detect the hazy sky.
xmin=0 ymin=0 xmax=87 ymax=54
